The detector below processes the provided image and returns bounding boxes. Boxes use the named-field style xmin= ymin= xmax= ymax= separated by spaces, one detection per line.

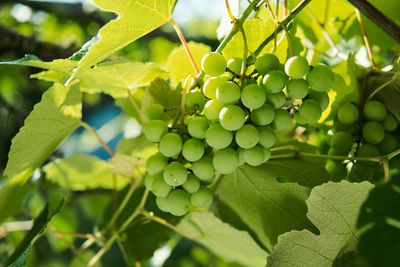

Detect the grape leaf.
xmin=167 ymin=41 xmax=211 ymax=85
xmin=73 ymin=0 xmax=177 ymax=76
xmin=267 ymin=181 xmax=373 ymax=267
xmin=178 ymin=211 xmax=268 ymax=267
xmin=0 ymin=82 xmax=82 ymax=222
xmin=0 ymin=54 xmax=77 ymax=73
xmin=43 ymin=154 xmax=129 ymax=191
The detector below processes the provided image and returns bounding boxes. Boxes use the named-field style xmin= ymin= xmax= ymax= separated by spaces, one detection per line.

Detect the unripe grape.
xmin=205 ymin=123 xmax=233 ymax=149
xmin=166 ymin=189 xmax=191 ymax=216
xmin=266 ymin=92 xmax=286 ymax=108
xmin=306 ymin=64 xmax=333 ymax=91
xmin=293 ymin=113 xmax=307 ymax=125
xmin=337 ymin=103 xmax=358 ymax=125
xmin=308 ymin=91 xmax=329 ymax=111
xmin=263 ymin=148 xmax=271 ymax=162
xmin=272 ymin=109 xmax=292 ymax=131
xmin=262 ymin=70 xmax=288 ymax=93
xmin=146 ymin=152 xmax=168 ymax=175
xmin=191 ymin=187 xmax=213 ymax=209
xmin=182 ymin=138 xmax=205 ymax=161
xmin=201 ymin=52 xmax=227 ymax=76
xmin=241 ymin=84 xmax=267 ymax=109
xmin=299 ymin=99 xmax=322 ymax=124
xmin=216 ymin=81 xmax=241 ymax=105
xmin=219 ymin=105 xmax=246 ymax=131
xmin=285 ymin=56 xmax=309 ymax=79
xmin=330 ymin=131 xmax=353 ymax=153
xmin=351 ymin=162 xmax=373 ymax=181
xmin=227 ymin=58 xmax=243 ymax=75
xmin=182 ymin=174 xmax=200 ymax=193
xmin=255 ymin=54 xmax=279 ymax=75
xmin=258 ymin=126 xmax=276 ymax=148
xmin=362 ymin=121 xmax=385 ymax=144
xmin=203 ymin=75 xmax=230 ymax=99
xmin=325 ymin=160 xmax=347 ymax=182
xmin=151 ymin=172 xmax=172 ymax=197
xmin=243 ymin=145 xmax=265 ymax=166
xmin=163 ymin=162 xmax=188 ymax=186
xmin=363 ymin=100 xmax=387 ymax=121
xmin=236 ymin=124 xmax=259 ymax=149
xmin=185 ymin=90 xmax=206 ymax=111
xmin=143 ymin=120 xmax=168 ymax=142
xmin=378 ymin=133 xmax=398 ymax=154
xmin=250 ymin=103 xmax=275 ymax=126
xmin=286 ymin=79 xmax=309 ymax=99
xmin=358 ymin=143 xmax=380 ymax=157
xmin=159 ymin=133 xmax=183 ymax=157
xmin=144 ymin=173 xmax=155 ymax=191
xmin=145 ymin=103 xmax=164 ymax=121
xmin=238 ymin=148 xmax=245 ymax=166
xmin=192 ymin=157 xmax=215 ymax=181
xmin=188 ymin=116 xmax=209 ymax=139
xmin=204 ymin=99 xmax=224 ymax=122
xmin=156 ymin=197 xmax=169 ymax=212
xmin=213 ymin=148 xmax=239 ymax=174
xmin=383 ymin=113 xmax=398 ymax=132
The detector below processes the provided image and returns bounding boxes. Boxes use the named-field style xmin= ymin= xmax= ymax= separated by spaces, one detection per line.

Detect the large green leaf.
xmin=267 ymin=181 xmax=373 ymax=267
xmin=73 ymin=0 xmax=177 ymax=76
xmin=0 ymin=54 xmax=77 ymax=73
xmin=0 ymin=82 xmax=82 ymax=222
xmin=43 ymin=154 xmax=129 ymax=191
xmin=178 ymin=212 xmax=268 ymax=267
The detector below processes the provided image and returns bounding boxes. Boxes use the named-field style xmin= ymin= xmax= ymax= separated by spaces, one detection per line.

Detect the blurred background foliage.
xmin=0 ymin=0 xmax=399 ymax=266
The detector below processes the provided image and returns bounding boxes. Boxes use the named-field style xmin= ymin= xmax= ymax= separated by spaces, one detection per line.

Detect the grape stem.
xmin=225 ymin=0 xmax=237 ymax=21
xmin=355 ymin=9 xmax=378 ymax=70
xmin=367 ymin=76 xmax=400 ymax=101
xmin=128 ymin=90 xmax=147 ymax=123
xmin=80 ymin=121 xmax=114 ymax=157
xmin=239 ymin=27 xmax=248 ymax=88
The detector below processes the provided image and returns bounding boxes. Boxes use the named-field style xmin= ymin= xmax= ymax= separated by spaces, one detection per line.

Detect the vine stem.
xmin=239 ymin=27 xmax=248 ymax=88
xmin=80 ymin=121 xmax=114 ymax=157
xmin=128 ymin=90 xmax=146 ymax=123
xmin=383 ymin=157 xmax=390 ymax=183
xmin=170 ymin=19 xmax=199 ymax=74
xmin=225 ymin=0 xmax=237 ymax=21
xmin=367 ymin=77 xmax=399 ymax=101
xmin=355 ymin=9 xmax=378 ymax=70
xmin=284 ymin=0 xmax=289 ymax=16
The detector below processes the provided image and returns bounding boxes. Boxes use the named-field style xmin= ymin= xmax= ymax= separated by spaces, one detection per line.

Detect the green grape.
xmin=286 ymin=79 xmax=309 ymax=99
xmin=298 ymin=99 xmax=322 ymax=124
xmin=146 ymin=152 xmax=168 ymax=175
xmin=358 ymin=143 xmax=380 ymax=157
xmin=363 ymin=100 xmax=387 ymax=121
xmin=163 ymin=162 xmax=188 ymax=186
xmin=216 ymin=81 xmax=241 ymax=105
xmin=238 ymin=148 xmax=245 ymax=166
xmin=243 ymin=145 xmax=265 ymax=166
xmin=227 ymin=58 xmax=243 ymax=75
xmin=236 ymin=124 xmax=259 ymax=149
xmin=151 ymin=172 xmax=172 ymax=197
xmin=250 ymin=103 xmax=275 ymax=126
xmin=308 ymin=91 xmax=329 ymax=111
xmin=191 ymin=187 xmax=214 ymax=209
xmin=182 ymin=138 xmax=205 ymax=162
xmin=213 ymin=148 xmax=239 ymax=174
xmin=166 ymin=189 xmax=191 ymax=216
xmin=145 ymin=103 xmax=164 ymax=121
xmin=185 ymin=90 xmax=206 ymax=111
xmin=383 ymin=113 xmax=398 ymax=132
xmin=144 ymin=173 xmax=155 ymax=191
xmin=330 ymin=131 xmax=353 ymax=153
xmin=205 ymin=123 xmax=233 ymax=149
xmin=263 ymin=148 xmax=271 ymax=162
xmin=378 ymin=133 xmax=398 ymax=154
xmin=325 ymin=160 xmax=347 ymax=182
xmin=192 ymin=157 xmax=215 ymax=181
xmin=156 ymin=197 xmax=169 ymax=212
xmin=241 ymin=84 xmax=267 ymax=109
xmin=203 ymin=75 xmax=230 ymax=99
xmin=255 ymin=54 xmax=279 ymax=75
xmin=204 ymin=99 xmax=224 ymax=122
xmin=306 ymin=64 xmax=333 ymax=91
xmin=293 ymin=113 xmax=307 ymax=125
xmin=337 ymin=103 xmax=358 ymax=125
xmin=258 ymin=126 xmax=276 ymax=148
xmin=266 ymin=92 xmax=286 ymax=108
xmin=182 ymin=174 xmax=200 ymax=193
xmin=143 ymin=120 xmax=168 ymax=142
xmin=188 ymin=116 xmax=209 ymax=139
xmin=219 ymin=105 xmax=246 ymax=131
xmin=272 ymin=109 xmax=292 ymax=131
xmin=362 ymin=121 xmax=385 ymax=144
xmin=262 ymin=70 xmax=288 ymax=93
xmin=284 ymin=56 xmax=309 ymax=79
xmin=201 ymin=52 xmax=227 ymax=76
xmin=351 ymin=162 xmax=373 ymax=181
xmin=159 ymin=133 xmax=183 ymax=157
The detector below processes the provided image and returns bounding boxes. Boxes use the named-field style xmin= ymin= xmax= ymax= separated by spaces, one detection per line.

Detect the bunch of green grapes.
xmin=324 ymin=99 xmax=399 ymax=182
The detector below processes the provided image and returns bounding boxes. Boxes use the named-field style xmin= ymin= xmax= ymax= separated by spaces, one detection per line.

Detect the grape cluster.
xmin=324 ymin=99 xmax=399 ymax=181
xmin=143 ymin=51 xmax=334 ymax=216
